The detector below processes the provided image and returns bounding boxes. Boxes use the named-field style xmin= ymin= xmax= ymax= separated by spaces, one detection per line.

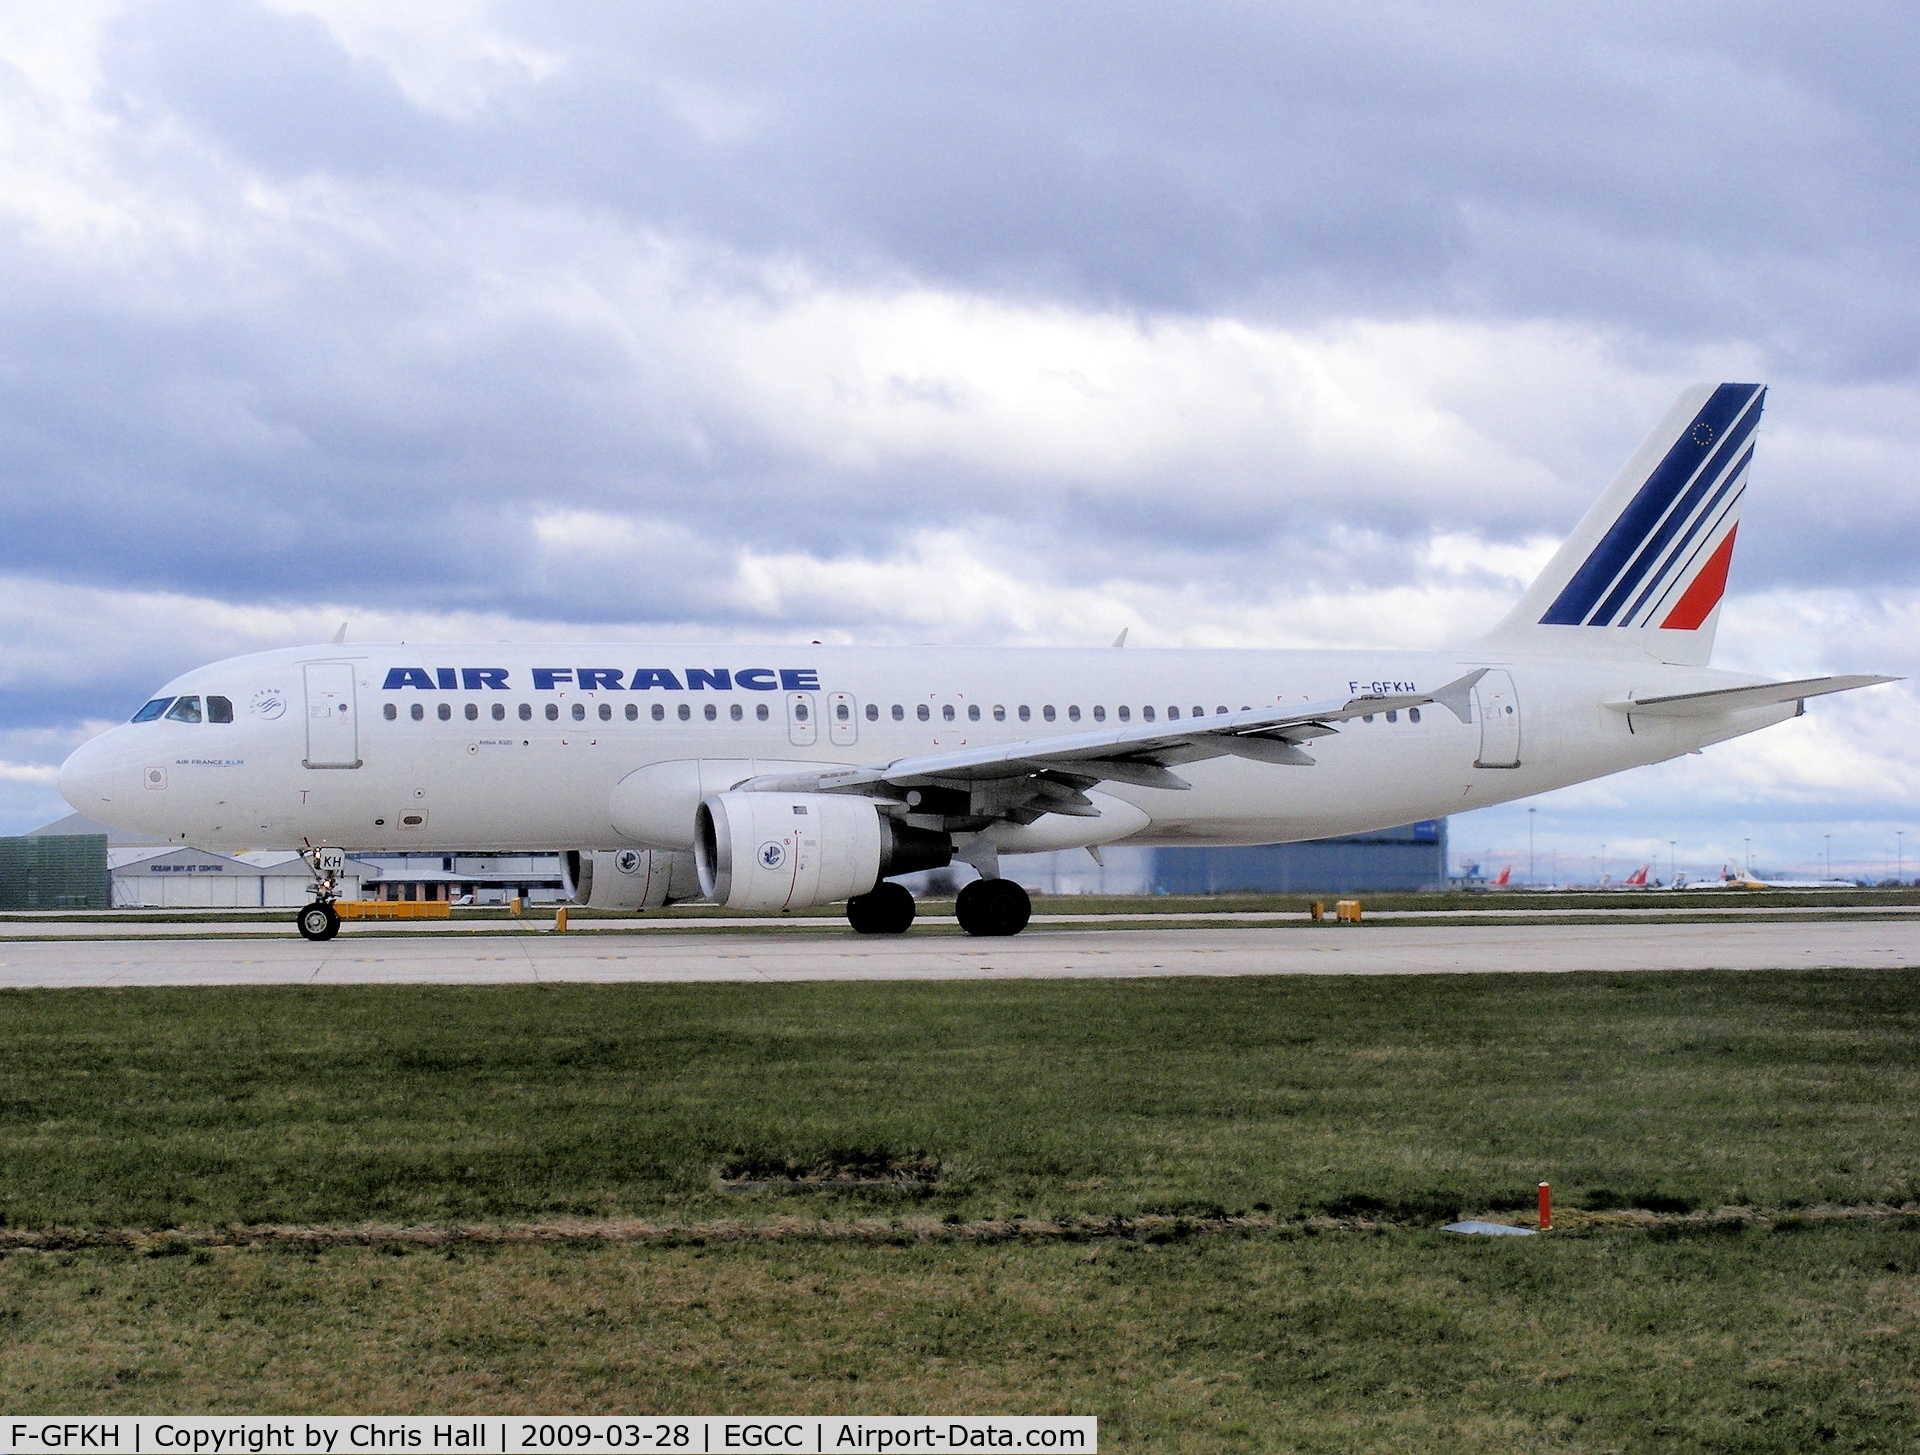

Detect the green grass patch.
xmin=1 ymin=1221 xmax=1916 ymax=1450
xmin=0 ymin=969 xmax=1915 ymax=1229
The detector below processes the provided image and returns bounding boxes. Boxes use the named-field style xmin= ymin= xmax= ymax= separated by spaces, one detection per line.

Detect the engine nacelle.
xmin=694 ymin=791 xmax=951 ymax=910
xmin=568 ymin=848 xmax=702 ymax=909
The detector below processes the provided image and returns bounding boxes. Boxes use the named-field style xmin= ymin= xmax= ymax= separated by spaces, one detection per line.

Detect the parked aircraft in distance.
xmin=1692 ymin=867 xmax=1861 ymax=890
xmin=59 ymin=383 xmax=1897 ymax=939
xmin=1618 ymin=865 xmax=1652 ymax=888
xmin=1487 ymin=865 xmax=1514 ymax=888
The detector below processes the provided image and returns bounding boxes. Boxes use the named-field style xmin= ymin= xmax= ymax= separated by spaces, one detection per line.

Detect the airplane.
xmin=1714 ymin=867 xmax=1859 ymax=890
xmin=57 ymin=382 xmax=1898 ymax=941
xmin=1488 ymin=865 xmax=1513 ymax=888
xmin=1619 ymin=864 xmax=1651 ymax=888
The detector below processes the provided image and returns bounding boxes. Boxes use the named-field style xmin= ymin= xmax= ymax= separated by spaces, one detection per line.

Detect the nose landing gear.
xmin=296 ymin=846 xmax=346 ymax=942
xmin=297 ymin=900 xmax=341 ymax=941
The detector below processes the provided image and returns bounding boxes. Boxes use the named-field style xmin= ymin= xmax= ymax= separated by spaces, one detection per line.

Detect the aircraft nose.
xmin=58 ymin=732 xmax=122 ymax=817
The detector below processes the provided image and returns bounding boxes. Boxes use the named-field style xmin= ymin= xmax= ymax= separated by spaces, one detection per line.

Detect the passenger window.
xmin=383 ymin=703 xmax=397 ymax=721
xmin=494 ymin=703 xmax=507 ymax=721
xmin=466 ymin=703 xmax=479 ymax=721
xmin=545 ymin=703 xmax=559 ymax=721
xmin=438 ymin=703 xmax=452 ymax=721
xmin=1118 ymin=706 xmax=1130 ymax=722
xmin=207 ymin=696 xmax=234 ymax=723
xmin=165 ymin=696 xmax=203 ymax=723
xmin=626 ymin=703 xmax=638 ymax=721
xmin=1043 ymin=705 xmax=1056 ymax=722
xmin=1409 ymin=707 xmax=1422 ymax=723
xmin=1142 ymin=706 xmax=1154 ymax=722
xmin=571 ymin=703 xmax=586 ymax=721
xmin=1019 ymin=705 xmax=1031 ymax=722
xmin=892 ymin=704 xmax=905 ymax=721
xmin=756 ymin=703 xmax=769 ymax=721
xmin=519 ymin=703 xmax=532 ymax=721
xmin=678 ymin=704 xmax=691 ymax=721
xmin=1167 ymin=706 xmax=1179 ymax=719
xmin=599 ymin=703 xmax=612 ymax=721
xmin=132 ymin=698 xmax=173 ymax=723
xmin=993 ymin=705 xmax=1006 ymax=721
xmin=795 ymin=702 xmax=809 ymax=722
xmin=704 ymin=703 xmax=717 ymax=721
xmin=652 ymin=704 xmax=666 ymax=721
xmin=968 ymin=704 xmax=980 ymax=721
xmin=1092 ymin=706 xmax=1105 ymax=722
xmin=1385 ymin=710 xmax=1398 ymax=723
xmin=1193 ymin=706 xmax=1205 ymax=718
xmin=916 ymin=704 xmax=930 ymax=722
xmin=865 ymin=703 xmax=879 ymax=721
xmin=411 ymin=703 xmax=424 ymax=721
xmin=836 ymin=703 xmax=850 ymax=721
xmin=731 ymin=703 xmax=743 ymax=721
xmin=1067 ymin=705 xmax=1080 ymax=722
xmin=1215 ymin=706 xmax=1227 ymax=715
xmin=942 ymin=704 xmax=955 ymax=722
xmin=1362 ymin=714 xmax=1375 ymax=724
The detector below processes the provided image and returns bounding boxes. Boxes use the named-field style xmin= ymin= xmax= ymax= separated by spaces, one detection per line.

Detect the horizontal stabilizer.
xmin=1604 ymin=674 xmax=1898 ymax=718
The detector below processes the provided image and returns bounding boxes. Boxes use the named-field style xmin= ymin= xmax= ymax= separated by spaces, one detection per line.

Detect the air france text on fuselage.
xmin=380 ymin=668 xmax=822 ymax=693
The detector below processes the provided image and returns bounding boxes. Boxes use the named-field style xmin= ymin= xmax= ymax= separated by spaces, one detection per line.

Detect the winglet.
xmin=331 ymin=622 xmax=349 ymax=644
xmin=1111 ymin=628 xmax=1129 ymax=648
xmin=1431 ymin=668 xmax=1487 ymax=725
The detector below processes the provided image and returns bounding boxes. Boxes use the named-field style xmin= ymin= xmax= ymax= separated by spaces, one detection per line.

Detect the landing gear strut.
xmin=296 ymin=846 xmax=345 ymax=942
xmin=847 ymin=881 xmax=916 ymax=934
xmin=955 ymin=877 xmax=1031 ymax=937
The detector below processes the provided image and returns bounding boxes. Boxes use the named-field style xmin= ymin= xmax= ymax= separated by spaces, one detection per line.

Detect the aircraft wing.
xmin=1604 ymin=674 xmax=1898 ymax=719
xmin=743 ymin=669 xmax=1486 ymax=819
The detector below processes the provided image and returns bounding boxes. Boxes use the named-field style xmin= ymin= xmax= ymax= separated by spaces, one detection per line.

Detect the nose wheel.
xmin=297 ymin=901 xmax=340 ymax=941
xmin=955 ymin=878 xmax=1031 ymax=936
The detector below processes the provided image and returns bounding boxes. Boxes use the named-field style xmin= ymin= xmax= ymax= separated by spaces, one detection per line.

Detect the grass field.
xmin=1 ymin=968 xmax=1916 ymax=1445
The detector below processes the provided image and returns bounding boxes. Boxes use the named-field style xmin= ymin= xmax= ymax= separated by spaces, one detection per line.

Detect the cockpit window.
xmin=207 ymin=695 xmax=234 ymax=723
xmin=131 ymin=698 xmax=173 ymax=723
xmin=164 ymin=696 xmax=203 ymax=724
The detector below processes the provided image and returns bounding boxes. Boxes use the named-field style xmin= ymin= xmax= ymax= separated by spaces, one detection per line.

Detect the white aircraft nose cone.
xmin=57 ymin=733 xmax=120 ymax=815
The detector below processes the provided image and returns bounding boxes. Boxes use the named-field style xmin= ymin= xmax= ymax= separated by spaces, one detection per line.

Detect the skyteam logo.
xmin=1541 ymin=383 xmax=1765 ymax=631
xmin=757 ymin=841 xmax=787 ymax=871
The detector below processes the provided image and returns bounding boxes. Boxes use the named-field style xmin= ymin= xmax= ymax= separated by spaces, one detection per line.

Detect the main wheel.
xmin=296 ymin=901 xmax=340 ymax=942
xmin=847 ymin=881 xmax=916 ymax=934
xmin=955 ymin=877 xmax=1031 ymax=937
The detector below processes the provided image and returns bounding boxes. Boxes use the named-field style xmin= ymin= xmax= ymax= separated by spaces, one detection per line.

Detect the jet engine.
xmin=694 ymin=791 xmax=951 ymax=911
xmin=567 ymin=848 xmax=703 ymax=909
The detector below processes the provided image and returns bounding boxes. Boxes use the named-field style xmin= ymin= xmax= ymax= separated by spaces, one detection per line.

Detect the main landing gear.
xmin=847 ymin=881 xmax=916 ymax=935
xmin=955 ymin=878 xmax=1031 ymax=937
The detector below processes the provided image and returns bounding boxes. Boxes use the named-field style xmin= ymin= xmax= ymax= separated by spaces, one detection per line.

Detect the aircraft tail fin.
xmin=1479 ymin=383 xmax=1765 ymax=667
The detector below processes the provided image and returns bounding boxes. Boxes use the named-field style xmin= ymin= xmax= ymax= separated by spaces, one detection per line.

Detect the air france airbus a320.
xmin=58 ymin=384 xmax=1895 ymax=940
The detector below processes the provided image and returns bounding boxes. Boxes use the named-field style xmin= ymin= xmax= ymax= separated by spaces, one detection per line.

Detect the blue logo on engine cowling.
xmin=757 ymin=841 xmax=787 ymax=870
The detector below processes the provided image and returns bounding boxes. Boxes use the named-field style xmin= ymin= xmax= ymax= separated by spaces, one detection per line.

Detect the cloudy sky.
xmin=2 ymin=1 xmax=1916 ymax=879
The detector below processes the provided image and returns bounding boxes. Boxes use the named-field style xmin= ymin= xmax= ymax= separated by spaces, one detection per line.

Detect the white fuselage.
xmin=58 ymin=642 xmax=1789 ymax=855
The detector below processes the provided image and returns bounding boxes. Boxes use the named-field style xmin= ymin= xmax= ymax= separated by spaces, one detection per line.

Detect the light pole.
xmin=1899 ymin=831 xmax=1906 ymax=885
xmin=1600 ymin=843 xmax=1607 ymax=887
xmin=1744 ymin=837 xmax=1751 ymax=875
xmin=1529 ymin=807 xmax=1536 ymax=887
xmin=1825 ymin=834 xmax=1832 ymax=880
xmin=1669 ymin=840 xmax=1677 ymax=887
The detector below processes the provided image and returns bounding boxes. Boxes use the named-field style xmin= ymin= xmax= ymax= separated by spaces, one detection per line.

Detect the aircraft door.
xmin=787 ymin=692 xmax=818 ymax=746
xmin=304 ymin=662 xmax=361 ymax=768
xmin=827 ymin=692 xmax=858 ymax=746
xmin=1473 ymin=668 xmax=1521 ymax=768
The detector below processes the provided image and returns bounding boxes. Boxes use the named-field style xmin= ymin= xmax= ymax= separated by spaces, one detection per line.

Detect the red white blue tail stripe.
xmin=1540 ymin=383 xmax=1764 ymax=630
